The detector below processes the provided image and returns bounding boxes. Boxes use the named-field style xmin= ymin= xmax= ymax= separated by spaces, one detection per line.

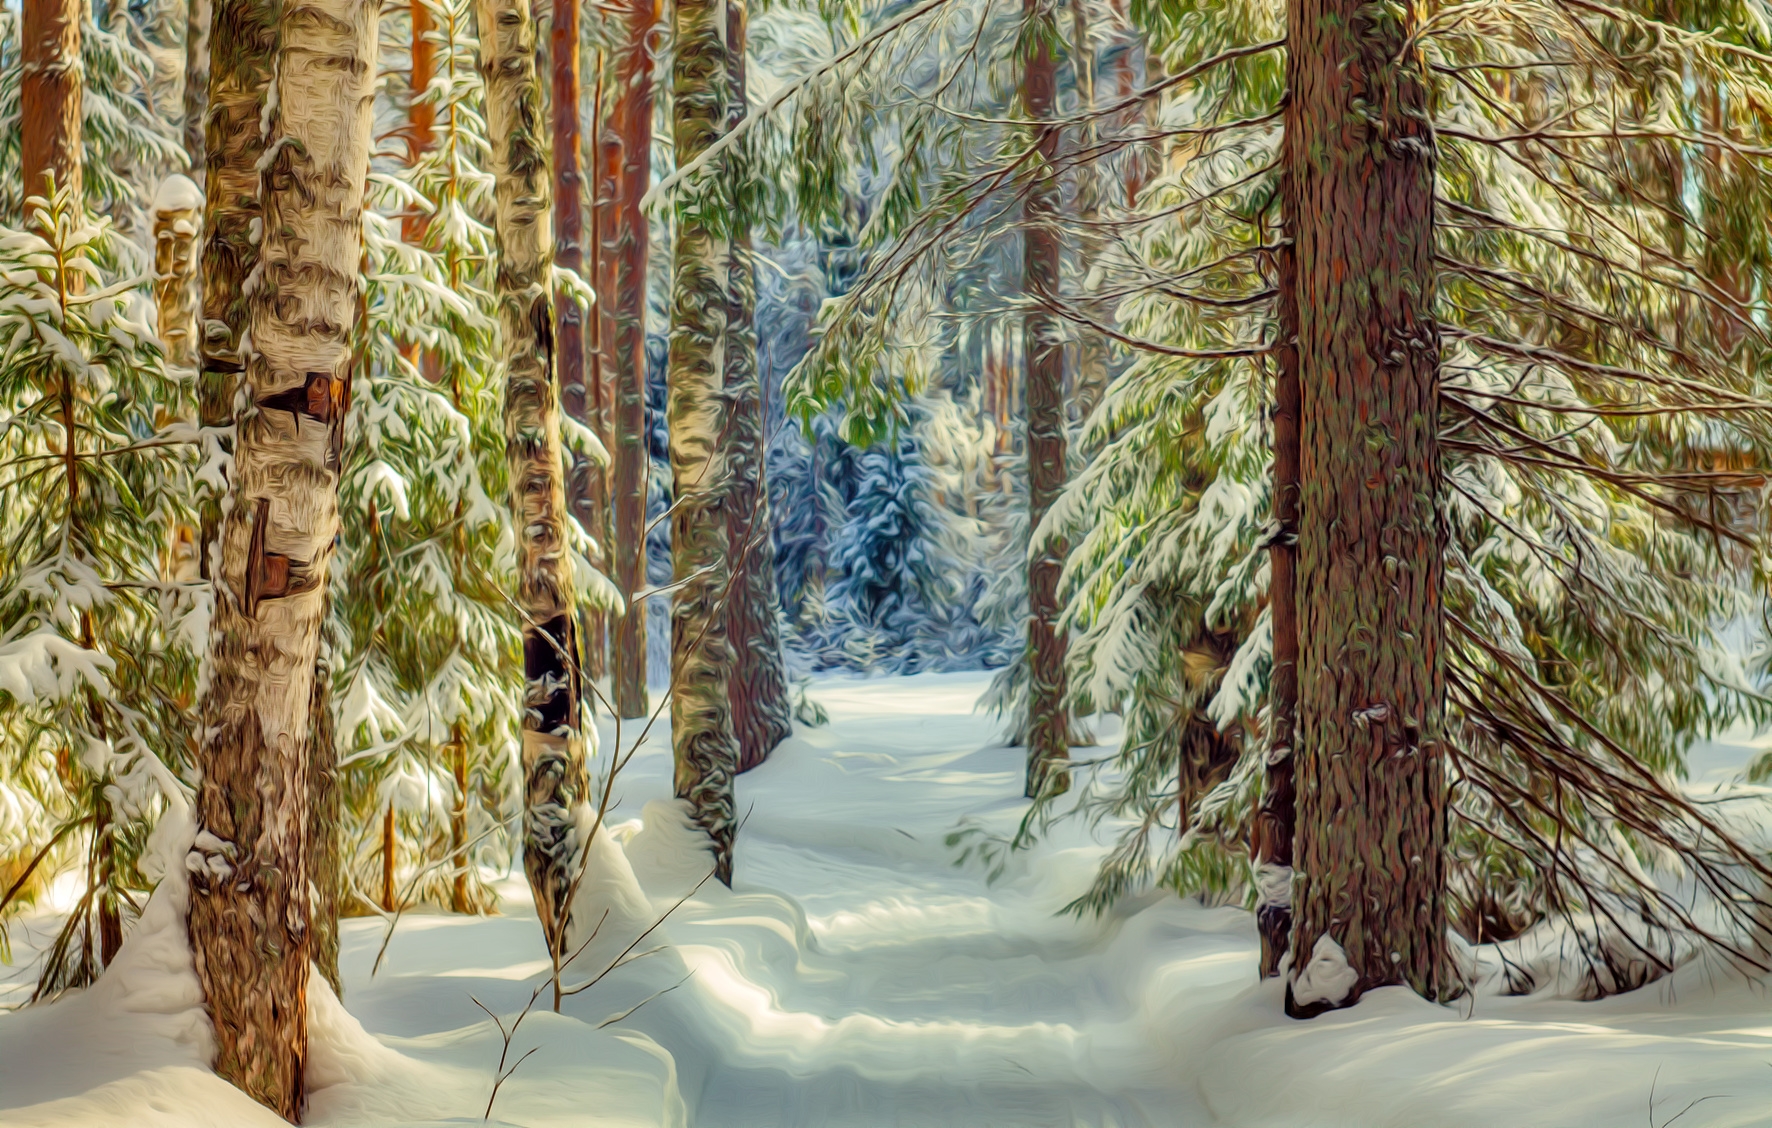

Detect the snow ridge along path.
xmin=5 ymin=671 xmax=1772 ymax=1127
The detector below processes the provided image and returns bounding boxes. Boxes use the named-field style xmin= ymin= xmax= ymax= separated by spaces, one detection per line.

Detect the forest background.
xmin=3 ymin=0 xmax=1772 ymax=1116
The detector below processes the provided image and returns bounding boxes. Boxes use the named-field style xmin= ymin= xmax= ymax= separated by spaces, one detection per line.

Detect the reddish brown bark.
xmin=1285 ymin=0 xmax=1448 ymax=1014
xmin=598 ymin=0 xmax=656 ymax=720
xmin=553 ymin=0 xmax=606 ymax=693
xmin=1022 ymin=0 xmax=1069 ymax=798
xmin=21 ymin=0 xmax=82 ymax=201
xmin=405 ymin=0 xmax=438 ymax=382
xmin=1252 ymin=230 xmax=1299 ymax=980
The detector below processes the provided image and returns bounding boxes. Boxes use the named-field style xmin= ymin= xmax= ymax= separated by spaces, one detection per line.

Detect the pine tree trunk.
xmin=1284 ymin=0 xmax=1447 ymax=1015
xmin=21 ymin=0 xmax=82 ymax=199
xmin=186 ymin=0 xmax=376 ymax=1112
xmin=598 ymin=0 xmax=654 ymax=721
xmin=1252 ymin=229 xmax=1299 ymax=980
xmin=721 ymin=0 xmax=791 ymax=774
xmin=448 ymin=721 xmax=470 ymax=911
xmin=1021 ymin=0 xmax=1069 ymax=799
xmin=381 ymin=803 xmax=396 ymax=910
xmin=475 ymin=0 xmax=589 ymax=952
xmin=1066 ymin=0 xmax=1110 ymax=429
xmin=552 ymin=0 xmax=604 ymax=685
xmin=669 ymin=0 xmax=738 ymax=885
xmin=184 ymin=0 xmax=212 ymax=168
xmin=404 ymin=0 xmax=435 ymax=241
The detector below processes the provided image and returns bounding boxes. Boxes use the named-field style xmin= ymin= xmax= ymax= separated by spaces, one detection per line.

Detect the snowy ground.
xmin=5 ymin=672 xmax=1772 ymax=1127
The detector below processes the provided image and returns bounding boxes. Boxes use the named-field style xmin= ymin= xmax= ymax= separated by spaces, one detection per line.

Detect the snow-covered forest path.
xmin=8 ymin=672 xmax=1772 ymax=1127
xmin=321 ymin=671 xmax=1231 ymax=1127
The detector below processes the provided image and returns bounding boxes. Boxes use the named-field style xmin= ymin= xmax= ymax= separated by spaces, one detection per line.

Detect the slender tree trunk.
xmin=552 ymin=0 xmax=599 ymax=643
xmin=669 ymin=0 xmax=738 ymax=885
xmin=153 ymin=176 xmax=204 ymax=371
xmin=309 ymin=645 xmax=342 ymax=996
xmin=186 ymin=0 xmax=376 ymax=1112
xmin=22 ymin=0 xmax=83 ymax=200
xmin=154 ymin=178 xmax=206 ymax=627
xmin=184 ymin=0 xmax=212 ymax=168
xmin=599 ymin=0 xmax=654 ymax=721
xmin=404 ymin=0 xmax=436 ymax=252
xmin=1021 ymin=0 xmax=1069 ymax=798
xmin=1252 ymin=228 xmax=1299 ymax=980
xmin=449 ymin=721 xmax=470 ymax=911
xmin=475 ymin=0 xmax=589 ymax=952
xmin=721 ymin=0 xmax=791 ymax=773
xmin=1066 ymin=0 xmax=1110 ymax=429
xmin=381 ymin=803 xmax=396 ymax=910
xmin=1284 ymin=0 xmax=1447 ymax=1016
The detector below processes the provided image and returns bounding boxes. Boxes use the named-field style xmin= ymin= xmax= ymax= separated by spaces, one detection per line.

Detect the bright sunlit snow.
xmin=4 ymin=672 xmax=1771 ymax=1127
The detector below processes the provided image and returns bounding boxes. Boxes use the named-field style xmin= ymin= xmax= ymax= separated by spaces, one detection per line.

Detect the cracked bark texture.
xmin=1284 ymin=0 xmax=1449 ymax=1014
xmin=1021 ymin=0 xmax=1069 ymax=799
xmin=186 ymin=0 xmax=376 ymax=1112
xmin=721 ymin=0 xmax=791 ymax=774
xmin=597 ymin=0 xmax=655 ymax=721
xmin=21 ymin=0 xmax=82 ymax=200
xmin=475 ymin=0 xmax=589 ymax=952
xmin=669 ymin=0 xmax=738 ymax=885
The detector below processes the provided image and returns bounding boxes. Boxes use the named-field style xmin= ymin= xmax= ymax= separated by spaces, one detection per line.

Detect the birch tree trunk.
xmin=475 ymin=0 xmax=589 ymax=951
xmin=598 ymin=0 xmax=655 ymax=721
xmin=21 ymin=0 xmax=82 ymax=200
xmin=1021 ymin=0 xmax=1070 ymax=799
xmin=185 ymin=0 xmax=376 ymax=1112
xmin=1252 ymin=228 xmax=1299 ymax=981
xmin=155 ymin=174 xmax=204 ymax=585
xmin=669 ymin=0 xmax=739 ymax=885
xmin=721 ymin=0 xmax=791 ymax=773
xmin=1285 ymin=0 xmax=1448 ymax=1016
xmin=153 ymin=175 xmax=203 ymax=371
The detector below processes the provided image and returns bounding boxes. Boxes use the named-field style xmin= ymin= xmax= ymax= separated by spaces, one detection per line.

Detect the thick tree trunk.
xmin=474 ymin=0 xmax=589 ymax=952
xmin=21 ymin=0 xmax=82 ymax=200
xmin=1252 ymin=231 xmax=1299 ymax=980
xmin=669 ymin=0 xmax=738 ymax=885
xmin=599 ymin=0 xmax=655 ymax=721
xmin=1284 ymin=0 xmax=1448 ymax=1016
xmin=184 ymin=0 xmax=212 ymax=168
xmin=186 ymin=0 xmax=376 ymax=1113
xmin=1021 ymin=0 xmax=1069 ymax=799
xmin=721 ymin=0 xmax=791 ymax=774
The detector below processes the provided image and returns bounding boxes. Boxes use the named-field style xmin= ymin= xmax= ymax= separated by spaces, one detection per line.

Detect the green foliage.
xmin=0 ymin=184 xmax=197 ymax=992
xmin=332 ymin=0 xmax=521 ymax=913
